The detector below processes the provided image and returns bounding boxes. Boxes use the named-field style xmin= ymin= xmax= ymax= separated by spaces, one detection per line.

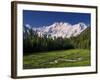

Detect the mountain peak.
xmin=53 ymin=22 xmax=71 ymax=26
xmin=78 ymin=22 xmax=87 ymax=29
xmin=25 ymin=24 xmax=31 ymax=29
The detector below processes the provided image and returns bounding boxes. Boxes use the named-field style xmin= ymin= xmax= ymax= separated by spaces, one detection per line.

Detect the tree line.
xmin=23 ymin=27 xmax=90 ymax=54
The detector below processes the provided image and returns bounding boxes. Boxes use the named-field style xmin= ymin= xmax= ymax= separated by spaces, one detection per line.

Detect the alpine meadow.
xmin=23 ymin=10 xmax=91 ymax=69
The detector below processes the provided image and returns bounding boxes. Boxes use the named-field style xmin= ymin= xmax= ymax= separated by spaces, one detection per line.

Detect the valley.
xmin=23 ymin=22 xmax=91 ymax=69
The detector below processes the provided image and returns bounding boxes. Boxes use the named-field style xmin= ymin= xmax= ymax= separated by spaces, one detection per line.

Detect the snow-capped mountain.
xmin=23 ymin=22 xmax=88 ymax=38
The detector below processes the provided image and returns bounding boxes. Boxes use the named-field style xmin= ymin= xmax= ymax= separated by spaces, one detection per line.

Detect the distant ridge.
xmin=23 ymin=22 xmax=88 ymax=38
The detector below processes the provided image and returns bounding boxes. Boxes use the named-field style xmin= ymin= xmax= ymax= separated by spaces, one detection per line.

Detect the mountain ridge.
xmin=23 ymin=22 xmax=88 ymax=38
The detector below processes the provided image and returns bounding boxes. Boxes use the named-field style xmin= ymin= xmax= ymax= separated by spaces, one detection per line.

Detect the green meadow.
xmin=23 ymin=49 xmax=90 ymax=69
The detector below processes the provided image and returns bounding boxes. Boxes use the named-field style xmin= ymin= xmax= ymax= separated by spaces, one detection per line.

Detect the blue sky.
xmin=23 ymin=10 xmax=91 ymax=27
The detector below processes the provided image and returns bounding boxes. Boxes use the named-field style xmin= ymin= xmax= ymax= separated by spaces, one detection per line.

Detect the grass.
xmin=23 ymin=49 xmax=91 ymax=69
